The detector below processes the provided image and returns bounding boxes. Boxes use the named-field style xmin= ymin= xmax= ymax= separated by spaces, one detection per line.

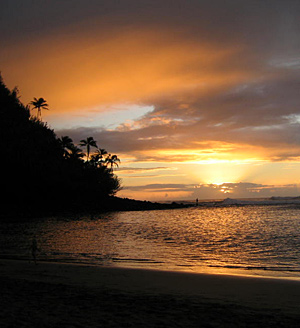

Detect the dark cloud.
xmin=122 ymin=182 xmax=300 ymax=200
xmin=118 ymin=167 xmax=174 ymax=173
xmin=192 ymin=182 xmax=300 ymax=199
xmin=124 ymin=183 xmax=194 ymax=193
xmin=2 ymin=1 xmax=299 ymax=43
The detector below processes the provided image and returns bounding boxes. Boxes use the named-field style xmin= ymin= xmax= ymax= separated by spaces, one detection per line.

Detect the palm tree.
xmin=30 ymin=97 xmax=49 ymax=120
xmin=89 ymin=148 xmax=108 ymax=167
xmin=79 ymin=137 xmax=98 ymax=161
xmin=58 ymin=136 xmax=74 ymax=158
xmin=95 ymin=148 xmax=108 ymax=163
xmin=105 ymin=154 xmax=121 ymax=171
xmin=68 ymin=144 xmax=84 ymax=161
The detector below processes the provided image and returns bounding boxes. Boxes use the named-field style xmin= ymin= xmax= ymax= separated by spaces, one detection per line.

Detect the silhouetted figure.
xmin=30 ymin=236 xmax=39 ymax=265
xmin=196 ymin=198 xmax=199 ymax=206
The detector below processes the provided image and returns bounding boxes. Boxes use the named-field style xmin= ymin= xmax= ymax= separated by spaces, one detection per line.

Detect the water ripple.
xmin=1 ymin=205 xmax=300 ymax=278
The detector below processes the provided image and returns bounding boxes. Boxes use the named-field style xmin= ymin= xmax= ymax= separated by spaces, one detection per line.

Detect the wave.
xmin=208 ymin=264 xmax=300 ymax=273
xmin=220 ymin=197 xmax=300 ymax=206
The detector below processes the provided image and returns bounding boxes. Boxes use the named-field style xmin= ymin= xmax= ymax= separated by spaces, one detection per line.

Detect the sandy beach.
xmin=0 ymin=260 xmax=300 ymax=327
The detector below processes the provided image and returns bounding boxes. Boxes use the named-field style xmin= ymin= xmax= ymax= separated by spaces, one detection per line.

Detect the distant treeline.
xmin=0 ymin=74 xmax=121 ymax=218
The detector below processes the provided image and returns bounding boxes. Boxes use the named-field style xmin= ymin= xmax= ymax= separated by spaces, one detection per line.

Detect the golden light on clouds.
xmin=3 ymin=27 xmax=251 ymax=114
xmin=192 ymin=162 xmax=246 ymax=186
xmin=130 ymin=141 xmax=266 ymax=165
xmin=2 ymin=0 xmax=300 ymax=200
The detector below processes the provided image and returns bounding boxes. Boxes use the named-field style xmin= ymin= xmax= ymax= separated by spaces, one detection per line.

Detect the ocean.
xmin=1 ymin=205 xmax=300 ymax=280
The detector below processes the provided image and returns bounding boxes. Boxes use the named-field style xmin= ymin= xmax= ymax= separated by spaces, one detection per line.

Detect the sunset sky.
xmin=2 ymin=0 xmax=300 ymax=201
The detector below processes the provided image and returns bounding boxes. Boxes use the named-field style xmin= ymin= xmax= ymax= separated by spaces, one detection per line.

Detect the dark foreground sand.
xmin=0 ymin=260 xmax=300 ymax=327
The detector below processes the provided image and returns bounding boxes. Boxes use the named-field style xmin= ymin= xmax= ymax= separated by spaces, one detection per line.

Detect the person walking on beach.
xmin=30 ymin=236 xmax=39 ymax=265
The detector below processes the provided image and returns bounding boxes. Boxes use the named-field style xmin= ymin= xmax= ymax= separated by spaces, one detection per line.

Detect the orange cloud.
xmin=2 ymin=26 xmax=252 ymax=114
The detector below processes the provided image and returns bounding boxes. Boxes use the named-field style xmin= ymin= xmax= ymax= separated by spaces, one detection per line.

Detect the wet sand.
xmin=0 ymin=259 xmax=300 ymax=327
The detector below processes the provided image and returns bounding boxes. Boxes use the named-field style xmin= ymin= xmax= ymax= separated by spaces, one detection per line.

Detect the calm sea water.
xmin=1 ymin=205 xmax=300 ymax=279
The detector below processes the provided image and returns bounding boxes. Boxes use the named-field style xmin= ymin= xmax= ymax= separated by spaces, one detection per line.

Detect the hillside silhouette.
xmin=0 ymin=75 xmax=122 ymax=218
xmin=1 ymin=75 xmax=188 ymax=219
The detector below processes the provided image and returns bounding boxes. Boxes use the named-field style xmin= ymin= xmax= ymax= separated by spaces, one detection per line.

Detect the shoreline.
xmin=2 ymin=257 xmax=300 ymax=282
xmin=1 ymin=196 xmax=192 ymax=220
xmin=5 ymin=196 xmax=300 ymax=221
xmin=2 ymin=255 xmax=300 ymax=282
xmin=1 ymin=259 xmax=300 ymax=327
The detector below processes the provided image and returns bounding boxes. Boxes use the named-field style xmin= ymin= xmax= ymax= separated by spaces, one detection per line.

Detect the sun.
xmin=208 ymin=180 xmax=227 ymax=186
xmin=189 ymin=162 xmax=253 ymax=186
xmin=191 ymin=163 xmax=241 ymax=186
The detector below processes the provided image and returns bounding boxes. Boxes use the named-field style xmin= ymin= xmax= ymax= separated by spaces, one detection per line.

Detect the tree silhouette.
xmin=58 ymin=135 xmax=74 ymax=158
xmin=68 ymin=144 xmax=84 ymax=161
xmin=96 ymin=148 xmax=108 ymax=159
xmin=30 ymin=97 xmax=49 ymax=120
xmin=80 ymin=137 xmax=98 ymax=161
xmin=90 ymin=148 xmax=108 ymax=167
xmin=1 ymin=74 xmax=123 ymax=216
xmin=105 ymin=154 xmax=121 ymax=170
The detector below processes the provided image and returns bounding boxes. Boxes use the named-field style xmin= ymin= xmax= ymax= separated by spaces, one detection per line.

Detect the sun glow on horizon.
xmin=207 ymin=180 xmax=230 ymax=186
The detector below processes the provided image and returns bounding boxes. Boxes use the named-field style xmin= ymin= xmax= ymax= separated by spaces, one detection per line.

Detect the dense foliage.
xmin=0 ymin=75 xmax=121 ymax=218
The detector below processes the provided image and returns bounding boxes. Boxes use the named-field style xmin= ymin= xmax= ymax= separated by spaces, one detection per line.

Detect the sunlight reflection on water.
xmin=1 ymin=205 xmax=300 ymax=279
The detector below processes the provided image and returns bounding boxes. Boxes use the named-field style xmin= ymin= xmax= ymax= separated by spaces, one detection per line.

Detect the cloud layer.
xmin=120 ymin=181 xmax=300 ymax=201
xmin=2 ymin=1 xmax=300 ymax=199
